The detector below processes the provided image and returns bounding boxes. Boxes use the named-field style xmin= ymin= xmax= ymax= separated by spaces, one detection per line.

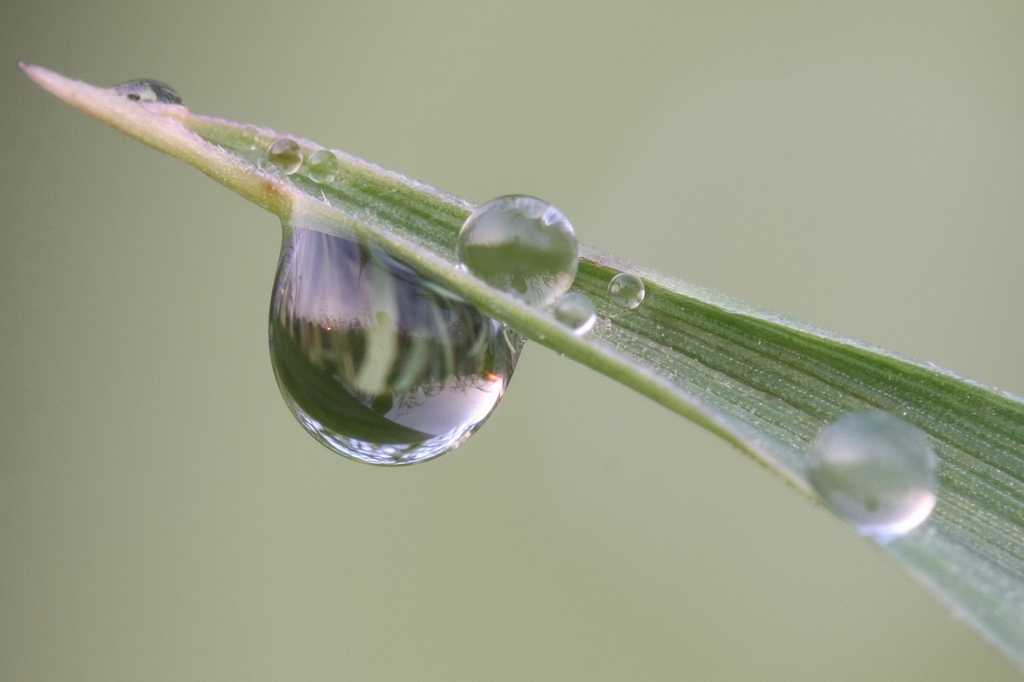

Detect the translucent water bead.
xmin=240 ymin=126 xmax=263 ymax=151
xmin=112 ymin=79 xmax=184 ymax=104
xmin=607 ymin=273 xmax=645 ymax=309
xmin=457 ymin=195 xmax=578 ymax=307
xmin=268 ymin=138 xmax=303 ymax=175
xmin=306 ymin=149 xmax=339 ymax=184
xmin=553 ymin=292 xmax=597 ymax=336
xmin=270 ymin=225 xmax=521 ymax=465
xmin=807 ymin=410 xmax=938 ymax=540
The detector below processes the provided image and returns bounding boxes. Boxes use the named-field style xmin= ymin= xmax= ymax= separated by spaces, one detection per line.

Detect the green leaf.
xmin=22 ymin=63 xmax=1024 ymax=670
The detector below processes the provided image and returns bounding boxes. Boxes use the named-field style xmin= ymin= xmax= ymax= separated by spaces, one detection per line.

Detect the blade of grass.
xmin=22 ymin=63 xmax=1024 ymax=670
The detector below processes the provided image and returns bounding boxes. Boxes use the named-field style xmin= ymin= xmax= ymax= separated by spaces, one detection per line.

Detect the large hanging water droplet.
xmin=807 ymin=410 xmax=938 ymax=541
xmin=607 ymin=273 xmax=645 ymax=309
xmin=457 ymin=195 xmax=578 ymax=307
xmin=112 ymin=79 xmax=184 ymax=104
xmin=268 ymin=138 xmax=303 ymax=175
xmin=270 ymin=225 xmax=520 ymax=465
xmin=553 ymin=292 xmax=597 ymax=336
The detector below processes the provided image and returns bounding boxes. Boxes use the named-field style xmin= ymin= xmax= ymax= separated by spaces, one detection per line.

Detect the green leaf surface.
xmin=22 ymin=63 xmax=1024 ymax=671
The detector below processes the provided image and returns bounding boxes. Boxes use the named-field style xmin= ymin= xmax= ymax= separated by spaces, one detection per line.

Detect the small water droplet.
xmin=241 ymin=126 xmax=263 ymax=151
xmin=112 ymin=79 xmax=184 ymax=104
xmin=306 ymin=149 xmax=339 ymax=184
xmin=607 ymin=273 xmax=645 ymax=309
xmin=553 ymin=292 xmax=596 ymax=336
xmin=270 ymin=224 xmax=521 ymax=465
xmin=457 ymin=195 xmax=578 ymax=307
xmin=268 ymin=138 xmax=303 ymax=175
xmin=807 ymin=410 xmax=938 ymax=541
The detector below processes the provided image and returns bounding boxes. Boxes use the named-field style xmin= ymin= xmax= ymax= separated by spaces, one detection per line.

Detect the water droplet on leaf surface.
xmin=553 ymin=292 xmax=596 ymax=336
xmin=112 ymin=79 xmax=184 ymax=104
xmin=270 ymin=224 xmax=520 ymax=465
xmin=306 ymin=149 xmax=339 ymax=183
xmin=268 ymin=138 xmax=303 ymax=175
xmin=457 ymin=195 xmax=578 ymax=307
xmin=607 ymin=273 xmax=645 ymax=309
xmin=807 ymin=410 xmax=938 ymax=540
xmin=241 ymin=126 xmax=263 ymax=151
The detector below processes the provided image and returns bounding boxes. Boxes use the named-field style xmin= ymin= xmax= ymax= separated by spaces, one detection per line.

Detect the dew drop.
xmin=306 ymin=149 xmax=339 ymax=184
xmin=270 ymin=224 xmax=521 ymax=465
xmin=241 ymin=126 xmax=263 ymax=151
xmin=807 ymin=410 xmax=938 ymax=541
xmin=457 ymin=195 xmax=578 ymax=307
xmin=553 ymin=292 xmax=597 ymax=336
xmin=268 ymin=138 xmax=303 ymax=175
xmin=607 ymin=273 xmax=645 ymax=309
xmin=112 ymin=79 xmax=184 ymax=104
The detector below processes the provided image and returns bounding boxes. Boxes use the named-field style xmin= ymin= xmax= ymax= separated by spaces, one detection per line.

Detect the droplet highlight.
xmin=553 ymin=292 xmax=597 ymax=336
xmin=807 ymin=410 xmax=938 ymax=540
xmin=457 ymin=195 xmax=578 ymax=307
xmin=607 ymin=273 xmax=645 ymax=309
xmin=268 ymin=138 xmax=303 ymax=175
xmin=112 ymin=79 xmax=184 ymax=104
xmin=306 ymin=149 xmax=339 ymax=184
xmin=270 ymin=224 xmax=521 ymax=465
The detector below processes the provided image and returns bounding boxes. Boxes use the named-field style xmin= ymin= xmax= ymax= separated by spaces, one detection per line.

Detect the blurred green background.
xmin=3 ymin=1 xmax=1024 ymax=680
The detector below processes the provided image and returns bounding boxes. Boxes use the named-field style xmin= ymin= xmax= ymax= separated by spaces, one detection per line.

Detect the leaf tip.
xmin=19 ymin=62 xmax=62 ymax=92
xmin=19 ymin=63 xmax=102 ymax=112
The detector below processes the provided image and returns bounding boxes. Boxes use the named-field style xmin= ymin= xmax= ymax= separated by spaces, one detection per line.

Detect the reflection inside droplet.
xmin=607 ymin=273 xmax=645 ymax=309
xmin=306 ymin=149 xmax=339 ymax=184
xmin=269 ymin=224 xmax=521 ymax=465
xmin=268 ymin=138 xmax=303 ymax=175
xmin=457 ymin=195 xmax=579 ymax=307
xmin=112 ymin=79 xmax=184 ymax=104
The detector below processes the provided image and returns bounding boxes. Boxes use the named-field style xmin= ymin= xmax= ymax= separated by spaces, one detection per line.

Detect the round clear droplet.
xmin=268 ymin=138 xmax=303 ymax=175
xmin=306 ymin=149 xmax=339 ymax=184
xmin=457 ymin=195 xmax=578 ymax=307
xmin=241 ymin=126 xmax=263 ymax=151
xmin=553 ymin=292 xmax=597 ymax=336
xmin=270 ymin=225 xmax=521 ymax=465
xmin=112 ymin=79 xmax=184 ymax=104
xmin=807 ymin=410 xmax=938 ymax=541
xmin=607 ymin=273 xmax=645 ymax=309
